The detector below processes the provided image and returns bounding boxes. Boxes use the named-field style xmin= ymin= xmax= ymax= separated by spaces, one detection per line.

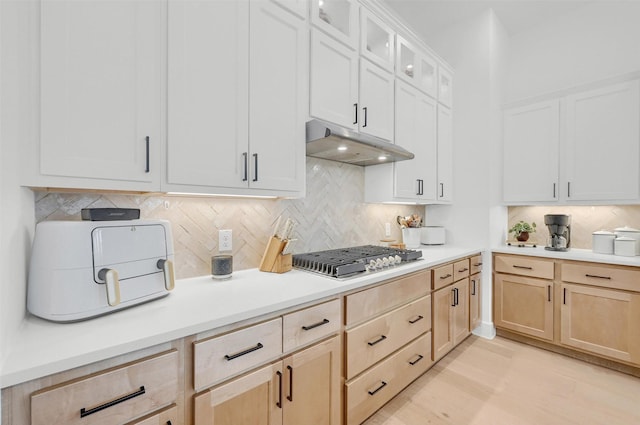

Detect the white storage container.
xmin=614 ymin=236 xmax=636 ymax=257
xmin=420 ymin=226 xmax=445 ymax=245
xmin=614 ymin=226 xmax=640 ymax=255
xmin=592 ymin=230 xmax=615 ymax=254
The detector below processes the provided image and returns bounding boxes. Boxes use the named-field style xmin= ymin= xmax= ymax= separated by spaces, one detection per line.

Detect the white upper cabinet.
xmin=562 ymin=80 xmax=640 ymax=202
xmin=360 ymin=8 xmax=394 ymax=72
xmin=168 ymin=0 xmax=306 ymax=195
xmin=248 ymin=0 xmax=307 ymax=192
xmin=396 ymin=35 xmax=438 ymax=98
xmin=39 ymin=0 xmax=163 ymax=190
xmin=167 ymin=0 xmax=249 ymax=190
xmin=437 ymin=105 xmax=453 ymax=202
xmin=503 ymin=79 xmax=640 ymax=204
xmin=438 ymin=66 xmax=453 ymax=107
xmin=311 ymin=0 xmax=358 ymax=48
xmin=359 ymin=58 xmax=394 ymax=141
xmin=310 ymin=29 xmax=359 ymax=130
xmin=272 ymin=0 xmax=309 ymax=19
xmin=503 ymin=100 xmax=560 ymax=203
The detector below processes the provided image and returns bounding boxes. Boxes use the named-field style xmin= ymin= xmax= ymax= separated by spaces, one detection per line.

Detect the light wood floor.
xmin=363 ymin=336 xmax=640 ymax=425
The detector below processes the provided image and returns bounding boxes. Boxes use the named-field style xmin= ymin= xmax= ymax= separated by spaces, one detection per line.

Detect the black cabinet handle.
xmin=567 ymin=181 xmax=571 ymax=198
xmin=471 ymin=280 xmax=476 ymax=296
xmin=363 ymin=106 xmax=368 ymax=127
xmin=286 ymin=365 xmax=293 ymax=402
xmin=440 ymin=274 xmax=452 ymax=280
xmin=242 ymin=152 xmax=248 ymax=182
xmin=408 ymin=315 xmax=424 ymax=324
xmin=409 ymin=354 xmax=424 ymax=366
xmin=224 ymin=343 xmax=263 ymax=361
xmin=301 ymin=318 xmax=330 ymax=331
xmin=548 ymin=285 xmax=551 ymax=302
xmin=455 ymin=288 xmax=459 ymax=306
xmin=513 ymin=265 xmax=533 ymax=270
xmin=563 ymin=287 xmax=567 ymax=305
xmin=276 ymin=370 xmax=283 ymax=408
xmin=585 ymin=274 xmax=611 ymax=280
xmin=368 ymin=381 xmax=387 ymax=396
xmin=367 ymin=335 xmax=387 ymax=346
xmin=458 ymin=267 xmax=469 ymax=273
xmin=145 ymin=136 xmax=150 ymax=173
xmin=252 ymin=153 xmax=258 ymax=182
xmin=416 ymin=179 xmax=421 ymax=196
xmin=553 ymin=182 xmax=556 ymax=198
xmin=440 ymin=183 xmax=444 ymax=197
xmin=353 ymin=103 xmax=358 ymax=124
xmin=80 ymin=386 xmax=145 ymax=418
xmin=451 ymin=288 xmax=456 ymax=307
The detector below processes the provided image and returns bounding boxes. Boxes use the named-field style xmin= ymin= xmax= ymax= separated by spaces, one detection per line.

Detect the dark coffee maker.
xmin=544 ymin=214 xmax=571 ymax=251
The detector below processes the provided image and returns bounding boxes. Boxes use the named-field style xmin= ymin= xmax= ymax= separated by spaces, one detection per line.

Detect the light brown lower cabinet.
xmin=560 ymin=283 xmax=640 ymax=364
xmin=494 ymin=273 xmax=553 ymax=341
xmin=469 ymin=273 xmax=481 ymax=331
xmin=125 ymin=404 xmax=178 ymax=425
xmin=432 ymin=278 xmax=470 ymax=361
xmin=194 ymin=335 xmax=341 ymax=425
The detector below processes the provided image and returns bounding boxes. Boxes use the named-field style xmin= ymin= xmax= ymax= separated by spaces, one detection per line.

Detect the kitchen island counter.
xmin=1 ymin=245 xmax=481 ymax=388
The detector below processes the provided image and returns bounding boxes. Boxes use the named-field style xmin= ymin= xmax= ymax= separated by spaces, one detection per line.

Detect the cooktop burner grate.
xmin=292 ymin=245 xmax=422 ymax=278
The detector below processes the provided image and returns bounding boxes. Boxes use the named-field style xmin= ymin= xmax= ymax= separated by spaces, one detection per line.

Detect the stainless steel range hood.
xmin=305 ymin=119 xmax=414 ymax=166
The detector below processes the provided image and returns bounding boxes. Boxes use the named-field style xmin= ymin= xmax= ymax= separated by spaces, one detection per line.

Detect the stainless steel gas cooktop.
xmin=292 ymin=245 xmax=423 ymax=279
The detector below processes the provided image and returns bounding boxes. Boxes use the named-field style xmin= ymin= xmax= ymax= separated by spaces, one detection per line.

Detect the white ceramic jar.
xmin=614 ymin=226 xmax=640 ymax=255
xmin=592 ymin=231 xmax=615 ymax=254
xmin=614 ymin=236 xmax=637 ymax=256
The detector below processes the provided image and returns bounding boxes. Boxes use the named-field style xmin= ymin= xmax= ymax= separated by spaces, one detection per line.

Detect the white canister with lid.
xmin=592 ymin=231 xmax=615 ymax=254
xmin=614 ymin=237 xmax=637 ymax=256
xmin=614 ymin=226 xmax=640 ymax=255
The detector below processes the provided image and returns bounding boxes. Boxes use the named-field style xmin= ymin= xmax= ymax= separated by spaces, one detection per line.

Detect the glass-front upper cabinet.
xmin=360 ymin=8 xmax=394 ymax=72
xmin=396 ymin=35 xmax=438 ymax=99
xmin=438 ymin=66 xmax=453 ymax=107
xmin=311 ymin=0 xmax=358 ymax=48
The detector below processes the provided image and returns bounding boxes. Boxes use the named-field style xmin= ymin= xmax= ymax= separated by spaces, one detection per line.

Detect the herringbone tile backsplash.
xmin=35 ymin=158 xmax=423 ymax=279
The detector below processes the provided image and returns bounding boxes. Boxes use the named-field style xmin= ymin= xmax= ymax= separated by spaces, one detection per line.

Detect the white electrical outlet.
xmin=385 ymin=222 xmax=391 ymax=237
xmin=219 ymin=229 xmax=233 ymax=251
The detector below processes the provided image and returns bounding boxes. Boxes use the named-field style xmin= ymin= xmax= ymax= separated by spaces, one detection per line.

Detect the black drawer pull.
xmin=301 ymin=318 xmax=330 ymax=331
xmin=513 ymin=265 xmax=533 ymax=270
xmin=368 ymin=381 xmax=387 ymax=396
xmin=286 ymin=365 xmax=293 ymax=402
xmin=458 ymin=268 xmax=469 ymax=273
xmin=474 ymin=262 xmax=483 ymax=267
xmin=408 ymin=315 xmax=424 ymax=324
xmin=80 ymin=386 xmax=145 ymax=418
xmin=224 ymin=342 xmax=264 ymax=361
xmin=367 ymin=335 xmax=387 ymax=346
xmin=276 ymin=370 xmax=283 ymax=408
xmin=585 ymin=274 xmax=611 ymax=280
xmin=409 ymin=354 xmax=424 ymax=366
xmin=440 ymin=273 xmax=452 ymax=279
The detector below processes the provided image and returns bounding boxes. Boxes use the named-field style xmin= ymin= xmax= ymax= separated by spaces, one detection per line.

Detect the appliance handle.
xmin=98 ymin=268 xmax=121 ymax=307
xmin=157 ymin=259 xmax=176 ymax=291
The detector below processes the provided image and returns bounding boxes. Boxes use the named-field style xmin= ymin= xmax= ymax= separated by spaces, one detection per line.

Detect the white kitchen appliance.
xmin=28 ymin=219 xmax=175 ymax=322
xmin=420 ymin=226 xmax=445 ymax=245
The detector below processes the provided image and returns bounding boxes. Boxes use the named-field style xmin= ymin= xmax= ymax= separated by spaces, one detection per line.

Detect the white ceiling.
xmin=383 ymin=0 xmax=594 ymax=39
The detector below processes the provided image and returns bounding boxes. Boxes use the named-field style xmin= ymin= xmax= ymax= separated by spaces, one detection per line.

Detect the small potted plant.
xmin=509 ymin=221 xmax=536 ymax=242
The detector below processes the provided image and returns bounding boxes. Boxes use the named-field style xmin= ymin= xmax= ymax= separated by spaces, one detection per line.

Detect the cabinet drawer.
xmin=454 ymin=259 xmax=470 ymax=281
xmin=283 ymin=299 xmax=341 ymax=352
xmin=194 ymin=318 xmax=282 ymax=391
xmin=494 ymin=255 xmax=554 ymax=280
xmin=31 ymin=350 xmax=178 ymax=425
xmin=345 ymin=295 xmax=431 ymax=379
xmin=346 ymin=270 xmax=430 ymax=326
xmin=125 ymin=404 xmax=178 ymax=425
xmin=432 ymin=264 xmax=454 ymax=290
xmin=345 ymin=332 xmax=432 ymax=425
xmin=561 ymin=262 xmax=640 ymax=293
xmin=470 ymin=255 xmax=483 ymax=275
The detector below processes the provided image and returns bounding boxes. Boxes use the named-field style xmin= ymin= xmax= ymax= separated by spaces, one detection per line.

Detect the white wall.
xmin=421 ymin=9 xmax=509 ymax=338
xmin=506 ymin=2 xmax=640 ymax=103
xmin=1 ymin=0 xmax=38 ymax=370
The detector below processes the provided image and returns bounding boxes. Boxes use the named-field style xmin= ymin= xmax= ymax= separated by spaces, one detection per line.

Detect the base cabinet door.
xmin=282 ymin=336 xmax=341 ymax=425
xmin=494 ymin=273 xmax=553 ymax=341
xmin=194 ymin=362 xmax=282 ymax=425
xmin=560 ymin=283 xmax=640 ymax=364
xmin=432 ymin=285 xmax=454 ymax=361
xmin=452 ymin=279 xmax=470 ymax=345
xmin=469 ymin=274 xmax=481 ymax=331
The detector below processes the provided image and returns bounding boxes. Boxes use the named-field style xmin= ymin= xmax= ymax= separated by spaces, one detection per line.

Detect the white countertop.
xmin=0 ymin=245 xmax=481 ymax=388
xmin=492 ymin=245 xmax=640 ymax=267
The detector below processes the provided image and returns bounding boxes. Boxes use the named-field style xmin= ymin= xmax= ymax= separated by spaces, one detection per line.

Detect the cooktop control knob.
xmin=395 ymin=255 xmax=402 ymax=264
xmin=375 ymin=258 xmax=384 ymax=268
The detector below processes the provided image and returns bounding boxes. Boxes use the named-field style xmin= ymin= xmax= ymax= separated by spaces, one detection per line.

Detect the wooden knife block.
xmin=259 ymin=236 xmax=293 ymax=273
